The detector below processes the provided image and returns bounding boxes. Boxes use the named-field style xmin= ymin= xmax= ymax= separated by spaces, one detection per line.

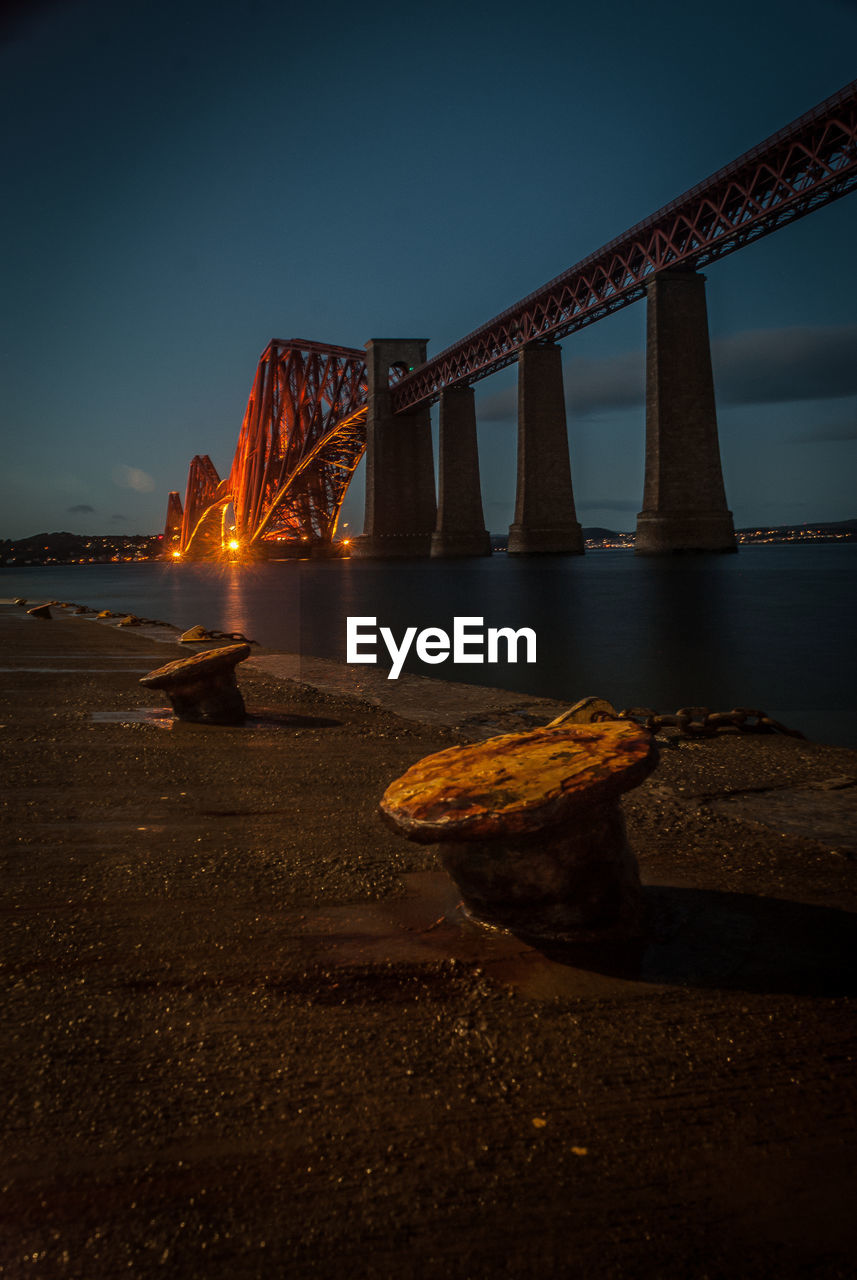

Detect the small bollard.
xmin=140 ymin=643 xmax=251 ymax=725
xmin=26 ymin=604 xmax=52 ymax=619
xmin=179 ymin=625 xmax=208 ymax=643
xmin=380 ymin=722 xmax=658 ymax=943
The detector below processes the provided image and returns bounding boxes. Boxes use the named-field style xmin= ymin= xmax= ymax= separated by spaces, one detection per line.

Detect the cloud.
xmin=789 ymin=416 xmax=857 ymax=444
xmin=568 ymin=353 xmax=644 ymax=415
xmin=110 ymin=513 xmax=128 ymax=522
xmin=477 ymin=323 xmax=857 ymax=420
xmin=112 ymin=464 xmax=156 ymax=492
xmin=714 ymin=325 xmax=857 ymax=404
xmin=67 ymin=503 xmax=95 ymax=513
xmin=478 ymin=388 xmax=515 ymax=422
xmin=479 ymin=351 xmax=644 ymax=420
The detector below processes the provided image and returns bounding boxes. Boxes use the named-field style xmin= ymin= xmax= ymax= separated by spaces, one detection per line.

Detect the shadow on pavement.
xmin=526 ymin=885 xmax=857 ymax=997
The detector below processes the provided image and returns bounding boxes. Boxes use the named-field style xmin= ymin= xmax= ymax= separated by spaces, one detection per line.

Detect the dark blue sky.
xmin=2 ymin=0 xmax=856 ymax=539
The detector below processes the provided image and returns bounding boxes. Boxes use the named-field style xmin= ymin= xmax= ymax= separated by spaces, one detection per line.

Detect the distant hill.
xmin=490 ymin=520 xmax=857 ymax=548
xmin=1 ymin=531 xmax=163 ymax=565
xmin=3 ymin=519 xmax=855 ymax=566
xmin=736 ymin=519 xmax=857 ymax=533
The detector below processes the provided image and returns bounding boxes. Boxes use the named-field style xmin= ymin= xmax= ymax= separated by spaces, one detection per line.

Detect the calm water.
xmin=5 ymin=545 xmax=856 ymax=747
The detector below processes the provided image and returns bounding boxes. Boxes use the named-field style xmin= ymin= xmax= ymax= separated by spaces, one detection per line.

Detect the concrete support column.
xmin=431 ymin=385 xmax=491 ymax=557
xmin=635 ymin=270 xmax=736 ymax=554
xmin=352 ymin=339 xmax=436 ymax=558
xmin=507 ymin=341 xmax=583 ymax=555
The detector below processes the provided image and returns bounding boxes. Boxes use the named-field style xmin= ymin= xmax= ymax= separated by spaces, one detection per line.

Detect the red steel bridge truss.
xmin=392 ymin=78 xmax=857 ymax=410
xmin=170 ymin=340 xmax=368 ymax=557
xmin=167 ymin=79 xmax=856 ymax=556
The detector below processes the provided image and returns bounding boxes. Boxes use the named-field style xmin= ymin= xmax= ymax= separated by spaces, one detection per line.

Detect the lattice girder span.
xmin=228 ymin=339 xmax=367 ymax=548
xmin=391 ymin=78 xmax=857 ymax=410
xmin=163 ymin=490 xmax=183 ymax=555
xmin=176 ymin=341 xmax=368 ymax=557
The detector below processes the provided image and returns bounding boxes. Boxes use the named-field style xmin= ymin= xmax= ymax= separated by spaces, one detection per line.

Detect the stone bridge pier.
xmin=356 ymin=337 xmax=587 ymax=558
xmin=431 ymin=384 xmax=491 ymax=557
xmin=351 ymin=339 xmax=437 ymax=558
xmin=635 ymin=270 xmax=736 ymax=553
xmin=356 ymin=282 xmax=734 ymax=560
xmin=507 ymin=341 xmax=583 ymax=555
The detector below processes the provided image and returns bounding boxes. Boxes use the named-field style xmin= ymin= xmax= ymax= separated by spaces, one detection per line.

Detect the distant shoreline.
xmin=3 ymin=521 xmax=856 ymax=566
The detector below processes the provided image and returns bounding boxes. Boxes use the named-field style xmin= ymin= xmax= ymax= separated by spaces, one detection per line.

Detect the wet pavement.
xmin=1 ymin=598 xmax=856 ymax=1278
xmin=247 ymin=651 xmax=570 ymax=737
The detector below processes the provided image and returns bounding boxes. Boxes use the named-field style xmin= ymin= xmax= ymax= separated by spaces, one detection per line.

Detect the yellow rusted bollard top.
xmin=380 ymin=722 xmax=658 ymax=844
xmin=140 ymin=643 xmax=250 ymax=689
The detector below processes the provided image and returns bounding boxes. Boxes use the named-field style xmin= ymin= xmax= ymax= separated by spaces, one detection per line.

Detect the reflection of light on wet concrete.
xmin=90 ymin=708 xmax=342 ymax=731
xmin=4 ymin=666 xmax=156 ymax=674
xmin=1 ymin=654 xmax=162 ymax=660
xmin=91 ymin=708 xmax=175 ymax=727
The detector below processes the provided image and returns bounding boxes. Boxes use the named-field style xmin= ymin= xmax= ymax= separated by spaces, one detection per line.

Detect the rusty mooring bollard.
xmin=140 ymin=643 xmax=251 ymax=725
xmin=380 ymin=722 xmax=658 ymax=942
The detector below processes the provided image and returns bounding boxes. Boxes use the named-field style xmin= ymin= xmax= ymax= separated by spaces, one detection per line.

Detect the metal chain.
xmin=45 ymin=603 xmax=257 ymax=644
xmin=199 ymin=628 xmax=258 ymax=644
xmin=548 ymin=696 xmax=805 ymax=739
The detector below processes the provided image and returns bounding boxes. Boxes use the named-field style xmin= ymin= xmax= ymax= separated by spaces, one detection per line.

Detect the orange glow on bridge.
xmin=166 ymin=340 xmax=367 ymax=560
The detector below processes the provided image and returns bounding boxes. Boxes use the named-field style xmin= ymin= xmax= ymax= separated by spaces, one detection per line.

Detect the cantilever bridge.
xmin=165 ymin=340 xmax=369 ymax=558
xmin=166 ymin=79 xmax=857 ymax=559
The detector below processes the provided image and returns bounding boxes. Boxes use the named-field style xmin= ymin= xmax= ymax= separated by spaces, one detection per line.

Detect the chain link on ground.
xmin=196 ymin=627 xmax=258 ymax=644
xmin=549 ymin=696 xmax=805 ymax=740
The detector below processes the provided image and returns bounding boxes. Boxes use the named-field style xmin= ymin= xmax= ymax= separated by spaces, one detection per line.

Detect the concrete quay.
xmin=1 ymin=600 xmax=856 ymax=1278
